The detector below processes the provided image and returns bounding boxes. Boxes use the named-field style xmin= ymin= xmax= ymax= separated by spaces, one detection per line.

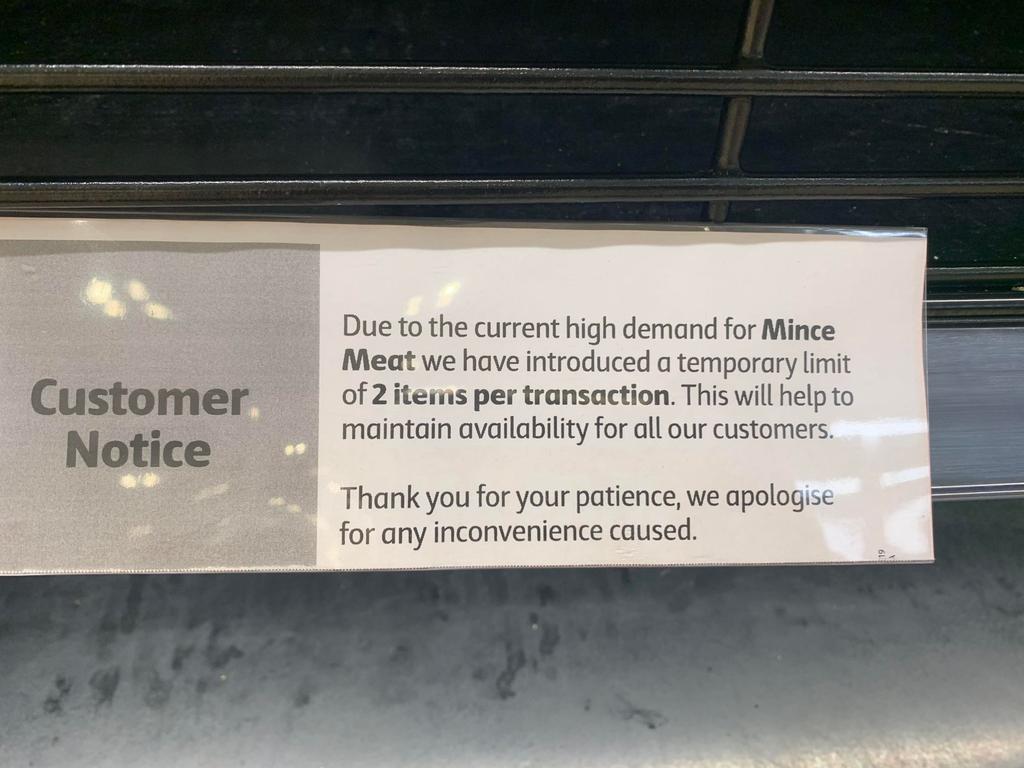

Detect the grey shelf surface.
xmin=1 ymin=500 xmax=1022 ymax=767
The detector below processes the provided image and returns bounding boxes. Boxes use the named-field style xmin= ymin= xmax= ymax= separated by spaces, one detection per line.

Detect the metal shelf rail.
xmin=2 ymin=1 xmax=1024 ymax=212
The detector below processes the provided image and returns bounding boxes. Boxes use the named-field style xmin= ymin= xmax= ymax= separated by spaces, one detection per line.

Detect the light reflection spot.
xmin=436 ymin=281 xmax=462 ymax=308
xmin=127 ymin=279 xmax=150 ymax=302
xmin=795 ymin=477 xmax=862 ymax=497
xmin=405 ymin=295 xmax=423 ymax=316
xmin=84 ymin=278 xmax=113 ymax=305
xmin=103 ymin=299 xmax=127 ymax=319
xmin=193 ymin=483 xmax=230 ymax=502
xmin=880 ymin=465 xmax=931 ymax=488
xmin=144 ymin=302 xmax=172 ymax=320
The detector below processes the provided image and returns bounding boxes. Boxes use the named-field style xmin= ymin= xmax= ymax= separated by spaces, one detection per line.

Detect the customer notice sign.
xmin=0 ymin=218 xmax=932 ymax=573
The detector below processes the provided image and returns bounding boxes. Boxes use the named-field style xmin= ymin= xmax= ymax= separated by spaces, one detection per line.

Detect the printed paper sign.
xmin=0 ymin=218 xmax=932 ymax=573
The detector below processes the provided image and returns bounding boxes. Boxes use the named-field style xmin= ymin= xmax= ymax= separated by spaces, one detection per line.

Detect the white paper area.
xmin=317 ymin=225 xmax=932 ymax=568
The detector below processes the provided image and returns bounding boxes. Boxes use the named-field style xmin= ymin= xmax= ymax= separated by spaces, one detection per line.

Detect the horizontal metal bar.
xmin=928 ymin=266 xmax=1024 ymax=286
xmin=2 ymin=64 xmax=1024 ymax=96
xmin=926 ymin=295 xmax=1024 ymax=326
xmin=932 ymin=483 xmax=1024 ymax=502
xmin=3 ymin=176 xmax=1024 ymax=207
xmin=927 ymin=286 xmax=1024 ymax=326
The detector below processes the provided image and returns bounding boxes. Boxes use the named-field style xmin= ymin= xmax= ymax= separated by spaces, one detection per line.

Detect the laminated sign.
xmin=0 ymin=218 xmax=932 ymax=573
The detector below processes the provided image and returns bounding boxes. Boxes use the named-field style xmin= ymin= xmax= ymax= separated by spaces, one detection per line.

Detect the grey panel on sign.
xmin=0 ymin=241 xmax=319 ymax=570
